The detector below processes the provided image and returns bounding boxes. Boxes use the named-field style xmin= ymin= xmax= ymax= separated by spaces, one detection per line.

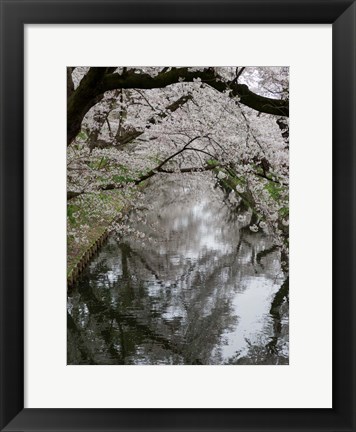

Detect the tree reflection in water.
xmin=67 ymin=174 xmax=289 ymax=365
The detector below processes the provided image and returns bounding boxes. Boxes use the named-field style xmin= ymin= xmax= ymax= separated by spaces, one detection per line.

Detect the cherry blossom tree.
xmin=67 ymin=66 xmax=289 ymax=262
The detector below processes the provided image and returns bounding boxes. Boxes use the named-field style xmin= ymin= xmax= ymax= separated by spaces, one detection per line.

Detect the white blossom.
xmin=217 ymin=171 xmax=227 ymax=180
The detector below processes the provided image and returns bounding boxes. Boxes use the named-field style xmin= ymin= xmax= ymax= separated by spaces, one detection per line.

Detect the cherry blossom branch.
xmin=133 ymin=136 xmax=202 ymax=184
xmin=102 ymin=68 xmax=288 ymax=116
xmin=68 ymin=67 xmax=288 ymax=144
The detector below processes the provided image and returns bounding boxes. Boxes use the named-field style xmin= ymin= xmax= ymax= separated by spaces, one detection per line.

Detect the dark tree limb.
xmin=67 ymin=162 xmax=219 ymax=200
xmin=67 ymin=67 xmax=107 ymax=145
xmin=67 ymin=190 xmax=83 ymax=200
xmin=133 ymin=136 xmax=202 ymax=184
xmin=67 ymin=67 xmax=289 ymax=145
xmin=67 ymin=67 xmax=75 ymax=99
xmin=102 ymin=68 xmax=288 ymax=117
xmin=114 ymin=94 xmax=193 ymax=148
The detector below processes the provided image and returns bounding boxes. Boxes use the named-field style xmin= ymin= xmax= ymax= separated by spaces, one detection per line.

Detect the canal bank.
xmin=67 ymin=189 xmax=127 ymax=288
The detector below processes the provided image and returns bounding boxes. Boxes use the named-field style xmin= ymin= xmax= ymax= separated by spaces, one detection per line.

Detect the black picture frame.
xmin=1 ymin=0 xmax=355 ymax=431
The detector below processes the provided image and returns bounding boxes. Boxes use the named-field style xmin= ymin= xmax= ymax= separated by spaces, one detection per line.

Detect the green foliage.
xmin=264 ymin=181 xmax=288 ymax=220
xmin=279 ymin=206 xmax=289 ymax=218
xmin=111 ymin=175 xmax=136 ymax=184
xmin=77 ymin=130 xmax=88 ymax=140
xmin=67 ymin=204 xmax=80 ymax=224
xmin=149 ymin=154 xmax=163 ymax=164
xmin=207 ymin=158 xmax=219 ymax=166
xmin=265 ymin=182 xmax=283 ymax=200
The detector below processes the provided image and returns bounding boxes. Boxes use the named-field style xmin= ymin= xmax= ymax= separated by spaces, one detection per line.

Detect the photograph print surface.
xmin=67 ymin=66 xmax=289 ymax=365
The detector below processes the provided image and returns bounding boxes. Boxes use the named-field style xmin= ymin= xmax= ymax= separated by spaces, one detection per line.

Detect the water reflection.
xmin=67 ymin=174 xmax=289 ymax=365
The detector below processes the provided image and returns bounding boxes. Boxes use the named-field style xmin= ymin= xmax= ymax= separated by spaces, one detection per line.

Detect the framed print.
xmin=0 ymin=0 xmax=355 ymax=431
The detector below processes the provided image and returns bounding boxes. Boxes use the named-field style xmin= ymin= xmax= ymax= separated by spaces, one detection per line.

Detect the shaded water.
xmin=67 ymin=175 xmax=289 ymax=365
